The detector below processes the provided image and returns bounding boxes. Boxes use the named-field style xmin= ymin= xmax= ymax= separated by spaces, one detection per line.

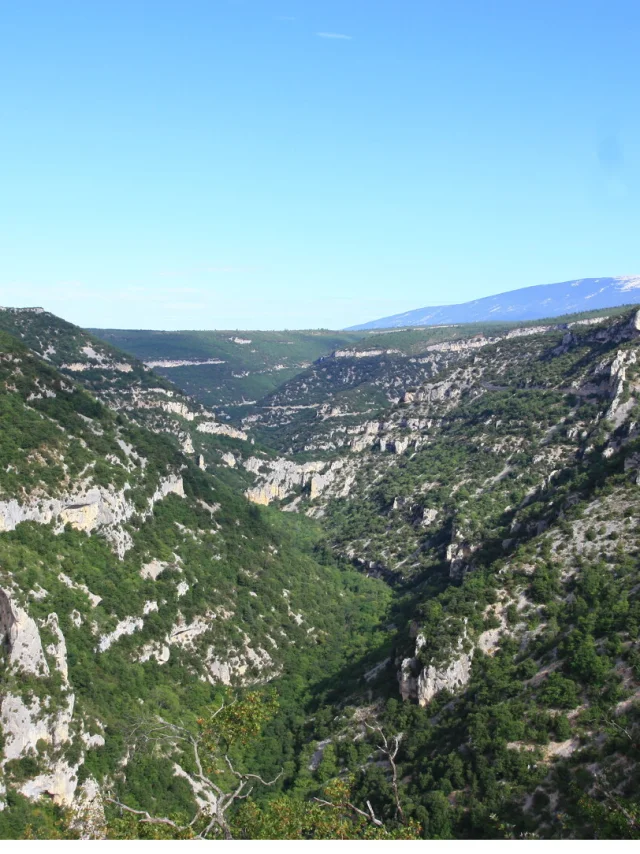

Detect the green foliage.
xmin=3 ymin=306 xmax=640 ymax=841
xmin=0 ymin=792 xmax=77 ymax=840
xmin=232 ymin=778 xmax=422 ymax=840
xmin=538 ymin=673 xmax=580 ymax=709
xmin=200 ymin=690 xmax=279 ymax=750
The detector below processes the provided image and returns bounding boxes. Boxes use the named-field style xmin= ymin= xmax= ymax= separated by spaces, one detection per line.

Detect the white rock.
xmin=0 ymin=589 xmax=49 ymax=676
xmin=97 ymin=616 xmax=144 ymax=652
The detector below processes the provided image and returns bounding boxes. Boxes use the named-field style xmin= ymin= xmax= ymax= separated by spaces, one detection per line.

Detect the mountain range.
xmin=348 ymin=275 xmax=640 ymax=330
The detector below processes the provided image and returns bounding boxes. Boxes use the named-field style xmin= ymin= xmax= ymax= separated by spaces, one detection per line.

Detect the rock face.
xmin=97 ymin=616 xmax=145 ymax=653
xmin=446 ymin=538 xmax=478 ymax=579
xmin=70 ymin=778 xmax=107 ymax=839
xmin=0 ymin=588 xmax=100 ymax=809
xmin=197 ymin=420 xmax=248 ymax=441
xmin=350 ymin=421 xmax=384 ymax=452
xmin=244 ymin=458 xmax=326 ymax=505
xmin=421 ymin=508 xmax=438 ymax=526
xmin=331 ymin=348 xmax=402 ymax=359
xmin=605 ymin=349 xmax=637 ymax=425
xmin=0 ymin=474 xmax=185 ymax=559
xmin=399 ymin=633 xmax=475 ymax=707
xmin=417 ymin=654 xmax=473 ymax=706
xmin=244 ymin=456 xmax=354 ymax=506
xmin=399 ymin=610 xmax=509 ymax=707
xmin=205 ymin=638 xmax=275 ymax=686
xmin=0 ymin=589 xmax=49 ymax=676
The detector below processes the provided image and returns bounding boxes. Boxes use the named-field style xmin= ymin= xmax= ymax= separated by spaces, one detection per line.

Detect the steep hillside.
xmin=241 ymin=310 xmax=626 ymax=457
xmin=0 ymin=307 xmax=261 ymax=484
xmin=349 ymin=276 xmax=640 ymax=329
xmin=89 ymin=328 xmax=366 ymax=413
xmin=239 ymin=309 xmax=640 ymax=838
xmin=0 ymin=326 xmax=390 ymax=837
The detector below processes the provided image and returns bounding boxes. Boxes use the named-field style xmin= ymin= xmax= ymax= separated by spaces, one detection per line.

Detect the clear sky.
xmin=1 ymin=0 xmax=639 ymax=330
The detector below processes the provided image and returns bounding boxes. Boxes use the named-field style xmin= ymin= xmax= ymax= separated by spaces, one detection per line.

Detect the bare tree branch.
xmin=365 ymin=722 xmax=405 ymax=822
xmin=224 ymin=754 xmax=283 ymax=787
xmin=105 ymin=798 xmax=197 ymax=835
xmin=107 ymin=707 xmax=282 ymax=840
xmin=313 ymin=797 xmax=384 ymax=827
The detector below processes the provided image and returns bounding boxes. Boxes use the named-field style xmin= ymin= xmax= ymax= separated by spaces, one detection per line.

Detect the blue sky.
xmin=1 ymin=0 xmax=639 ymax=330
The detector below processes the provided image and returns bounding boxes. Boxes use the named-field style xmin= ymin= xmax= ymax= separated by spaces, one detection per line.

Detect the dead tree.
xmin=365 ymin=721 xmax=405 ymax=822
xmin=312 ymin=721 xmax=407 ymax=830
xmin=313 ymin=794 xmax=385 ymax=827
xmin=107 ymin=701 xmax=282 ymax=840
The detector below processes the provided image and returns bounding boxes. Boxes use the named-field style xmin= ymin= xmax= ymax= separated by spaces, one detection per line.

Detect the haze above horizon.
xmin=1 ymin=0 xmax=639 ymax=330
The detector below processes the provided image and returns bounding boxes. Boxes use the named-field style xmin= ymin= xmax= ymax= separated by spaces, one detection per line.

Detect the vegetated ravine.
xmin=0 ymin=304 xmax=639 ymax=839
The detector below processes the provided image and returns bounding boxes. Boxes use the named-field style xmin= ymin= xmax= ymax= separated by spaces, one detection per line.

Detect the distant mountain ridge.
xmin=348 ymin=275 xmax=640 ymax=329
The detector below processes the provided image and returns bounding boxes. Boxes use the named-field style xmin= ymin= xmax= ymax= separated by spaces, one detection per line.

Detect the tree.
xmin=106 ymin=690 xmax=281 ymax=840
xmin=232 ymin=777 xmax=422 ymax=840
xmin=539 ymin=672 xmax=580 ymax=709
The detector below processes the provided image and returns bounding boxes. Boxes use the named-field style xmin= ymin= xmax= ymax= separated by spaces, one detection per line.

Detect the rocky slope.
xmin=240 ymin=311 xmax=622 ymax=456
xmin=0 ymin=323 xmax=388 ymax=834
xmin=236 ymin=308 xmax=640 ymax=837
xmin=0 ymin=307 xmax=261 ymax=487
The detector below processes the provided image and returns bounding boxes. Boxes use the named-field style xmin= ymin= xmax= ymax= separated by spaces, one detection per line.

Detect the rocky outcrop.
xmin=244 ymin=458 xmax=326 ymax=505
xmin=399 ymin=632 xmax=474 ymax=707
xmin=421 ymin=507 xmax=438 ymax=526
xmin=244 ymin=456 xmax=352 ymax=506
xmin=446 ymin=538 xmax=478 ymax=580
xmin=379 ymin=436 xmax=411 ymax=454
xmin=0 ymin=589 xmax=49 ymax=676
xmin=97 ymin=616 xmax=144 ymax=653
xmin=0 ymin=474 xmax=185 ymax=558
xmin=205 ymin=635 xmax=275 ymax=686
xmin=70 ymin=778 xmax=107 ymax=839
xmin=0 ymin=590 xmax=101 ymax=809
xmin=624 ymin=452 xmax=640 ymax=485
xmin=604 ymin=349 xmax=637 ymax=426
xmin=197 ymin=420 xmax=248 ymax=441
xmin=350 ymin=421 xmax=383 ymax=452
xmin=330 ymin=348 xmax=401 ymax=359
xmin=416 ymin=653 xmax=473 ymax=706
xmin=136 ymin=607 xmax=272 ymax=682
xmin=399 ymin=607 xmax=510 ymax=707
xmin=144 ymin=358 xmax=225 ymax=368
xmin=408 ymin=369 xmax=473 ymax=411
xmin=1 ymin=695 xmax=53 ymax=761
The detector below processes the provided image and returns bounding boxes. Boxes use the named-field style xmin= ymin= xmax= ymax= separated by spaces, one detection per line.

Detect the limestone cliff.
xmin=0 ymin=474 xmax=185 ymax=558
xmin=0 ymin=589 xmax=102 ymax=811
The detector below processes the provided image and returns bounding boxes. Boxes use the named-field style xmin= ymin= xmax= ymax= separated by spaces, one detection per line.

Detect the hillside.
xmin=240 ymin=308 xmax=630 ymax=456
xmin=89 ymin=329 xmax=366 ymax=413
xmin=349 ymin=276 xmax=640 ymax=330
xmin=0 ymin=308 xmax=268 ymax=488
xmin=238 ymin=308 xmax=640 ymax=837
xmin=1 ymin=306 xmax=640 ymax=839
xmin=0 ymin=317 xmax=390 ymax=838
